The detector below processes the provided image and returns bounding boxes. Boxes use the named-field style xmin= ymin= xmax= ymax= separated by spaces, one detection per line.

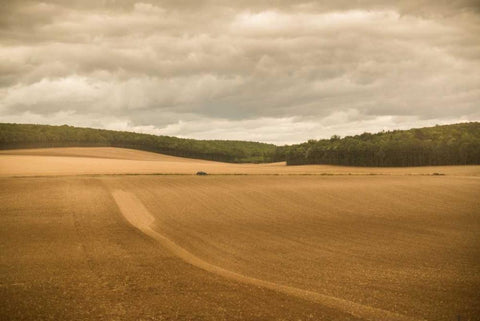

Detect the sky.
xmin=0 ymin=1 xmax=479 ymax=144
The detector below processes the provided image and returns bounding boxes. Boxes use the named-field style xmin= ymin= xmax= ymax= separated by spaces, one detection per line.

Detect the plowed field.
xmin=1 ymin=148 xmax=479 ymax=320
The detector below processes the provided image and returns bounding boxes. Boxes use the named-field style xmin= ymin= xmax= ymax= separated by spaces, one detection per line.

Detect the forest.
xmin=1 ymin=122 xmax=479 ymax=166
xmin=283 ymin=122 xmax=480 ymax=166
xmin=0 ymin=123 xmax=279 ymax=163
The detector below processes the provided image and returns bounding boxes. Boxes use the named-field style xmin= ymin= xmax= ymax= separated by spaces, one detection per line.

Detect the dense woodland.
xmin=284 ymin=122 xmax=480 ymax=166
xmin=0 ymin=123 xmax=278 ymax=163
xmin=1 ymin=122 xmax=479 ymax=166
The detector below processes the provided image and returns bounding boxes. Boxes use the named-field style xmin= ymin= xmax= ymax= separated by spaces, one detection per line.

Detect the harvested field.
xmin=1 ymin=148 xmax=479 ymax=320
xmin=1 ymin=147 xmax=480 ymax=177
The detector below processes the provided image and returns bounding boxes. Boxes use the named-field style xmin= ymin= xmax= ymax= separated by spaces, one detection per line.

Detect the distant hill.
xmin=0 ymin=123 xmax=280 ymax=163
xmin=282 ymin=122 xmax=480 ymax=166
xmin=1 ymin=122 xmax=479 ymax=166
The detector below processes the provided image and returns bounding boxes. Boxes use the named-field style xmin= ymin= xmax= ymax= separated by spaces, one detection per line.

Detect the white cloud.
xmin=0 ymin=1 xmax=479 ymax=143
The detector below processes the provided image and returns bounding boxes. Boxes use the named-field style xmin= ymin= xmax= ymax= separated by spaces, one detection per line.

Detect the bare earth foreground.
xmin=1 ymin=148 xmax=479 ymax=321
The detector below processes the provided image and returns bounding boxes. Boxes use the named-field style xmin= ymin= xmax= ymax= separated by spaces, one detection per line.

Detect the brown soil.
xmin=1 ymin=148 xmax=479 ymax=320
xmin=1 ymin=147 xmax=479 ymax=177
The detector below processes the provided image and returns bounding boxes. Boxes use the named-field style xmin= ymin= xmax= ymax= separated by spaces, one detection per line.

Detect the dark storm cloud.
xmin=0 ymin=0 xmax=479 ymax=143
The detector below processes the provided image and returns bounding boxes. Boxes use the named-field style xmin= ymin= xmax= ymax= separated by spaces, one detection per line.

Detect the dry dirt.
xmin=2 ymin=147 xmax=480 ymax=177
xmin=1 ymin=147 xmax=479 ymax=321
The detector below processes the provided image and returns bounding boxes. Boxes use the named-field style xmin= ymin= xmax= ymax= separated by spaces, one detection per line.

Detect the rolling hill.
xmin=1 ymin=122 xmax=480 ymax=166
xmin=1 ymin=147 xmax=479 ymax=320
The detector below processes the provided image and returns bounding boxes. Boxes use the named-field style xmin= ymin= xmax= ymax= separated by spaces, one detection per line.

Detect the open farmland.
xmin=2 ymin=147 xmax=480 ymax=177
xmin=1 ymin=148 xmax=479 ymax=321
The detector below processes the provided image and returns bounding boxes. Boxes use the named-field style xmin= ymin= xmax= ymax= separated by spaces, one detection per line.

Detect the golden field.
xmin=2 ymin=147 xmax=480 ymax=177
xmin=1 ymin=148 xmax=479 ymax=320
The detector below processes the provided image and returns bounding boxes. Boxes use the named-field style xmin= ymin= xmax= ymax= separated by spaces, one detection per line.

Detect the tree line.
xmin=1 ymin=122 xmax=479 ymax=166
xmin=0 ymin=123 xmax=278 ymax=163
xmin=283 ymin=122 xmax=480 ymax=166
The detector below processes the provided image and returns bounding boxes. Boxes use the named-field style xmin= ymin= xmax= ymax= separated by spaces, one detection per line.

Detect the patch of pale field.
xmin=1 ymin=147 xmax=480 ymax=177
xmin=1 ymin=148 xmax=479 ymax=320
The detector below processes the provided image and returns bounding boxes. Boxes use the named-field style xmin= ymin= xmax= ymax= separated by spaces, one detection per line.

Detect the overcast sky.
xmin=1 ymin=1 xmax=479 ymax=144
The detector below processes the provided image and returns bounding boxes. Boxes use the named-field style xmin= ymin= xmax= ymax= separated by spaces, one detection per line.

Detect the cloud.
xmin=0 ymin=0 xmax=479 ymax=143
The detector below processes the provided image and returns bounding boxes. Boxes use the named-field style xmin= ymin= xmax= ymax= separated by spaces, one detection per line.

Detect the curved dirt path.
xmin=112 ymin=190 xmax=421 ymax=321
